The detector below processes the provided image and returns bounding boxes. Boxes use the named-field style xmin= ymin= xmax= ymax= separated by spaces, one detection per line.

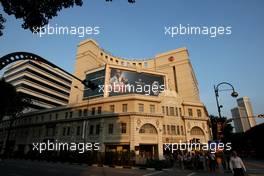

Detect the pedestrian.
xmin=178 ymin=153 xmax=184 ymax=170
xmin=229 ymin=151 xmax=246 ymax=176
xmin=209 ymin=153 xmax=217 ymax=173
xmin=199 ymin=153 xmax=206 ymax=170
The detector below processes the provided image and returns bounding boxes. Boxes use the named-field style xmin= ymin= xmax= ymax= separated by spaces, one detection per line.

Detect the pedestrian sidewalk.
xmin=244 ymin=159 xmax=264 ymax=175
xmin=245 ymin=159 xmax=264 ymax=169
xmin=170 ymin=164 xmax=233 ymax=176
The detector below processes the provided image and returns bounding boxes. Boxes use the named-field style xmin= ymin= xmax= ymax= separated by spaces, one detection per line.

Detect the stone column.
xmin=158 ymin=127 xmax=164 ymax=160
xmin=129 ymin=115 xmax=135 ymax=151
xmin=99 ymin=118 xmax=105 ymax=152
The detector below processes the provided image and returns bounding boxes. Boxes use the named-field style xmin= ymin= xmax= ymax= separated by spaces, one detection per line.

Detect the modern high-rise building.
xmin=231 ymin=96 xmax=256 ymax=133
xmin=3 ymin=58 xmax=72 ymax=110
xmin=237 ymin=97 xmax=256 ymax=128
xmin=231 ymin=107 xmax=250 ymax=133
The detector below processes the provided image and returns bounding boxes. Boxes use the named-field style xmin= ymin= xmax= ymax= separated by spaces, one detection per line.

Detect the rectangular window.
xmin=188 ymin=108 xmax=193 ymax=117
xmin=76 ymin=126 xmax=81 ymax=135
xmin=138 ymin=103 xmax=144 ymax=113
xmin=150 ymin=105 xmax=155 ymax=113
xmin=91 ymin=107 xmax=96 ymax=115
xmin=62 ymin=127 xmax=66 ymax=136
xmin=162 ymin=106 xmax=165 ymax=114
xmin=83 ymin=109 xmax=88 ymax=116
xmin=55 ymin=113 xmax=58 ymax=120
xmin=67 ymin=127 xmax=71 ymax=135
xmin=197 ymin=109 xmax=202 ymax=117
xmin=122 ymin=104 xmax=128 ymax=112
xmin=89 ymin=125 xmax=94 ymax=135
xmin=169 ymin=107 xmax=174 ymax=116
xmin=175 ymin=107 xmax=178 ymax=116
xmin=163 ymin=125 xmax=166 ymax=134
xmin=179 ymin=108 xmax=182 ymax=116
xmin=167 ymin=125 xmax=170 ymax=135
xmin=110 ymin=105 xmax=115 ymax=113
xmin=171 ymin=125 xmax=176 ymax=135
xmin=98 ymin=107 xmax=102 ymax=114
xmin=39 ymin=129 xmax=42 ymax=137
xmin=65 ymin=112 xmax=68 ymax=119
xmin=166 ymin=106 xmax=169 ymax=116
xmin=69 ymin=111 xmax=73 ymax=118
xmin=78 ymin=110 xmax=82 ymax=117
xmin=96 ymin=124 xmax=100 ymax=134
xmin=177 ymin=125 xmax=180 ymax=135
xmin=121 ymin=123 xmax=127 ymax=133
xmin=52 ymin=127 xmax=55 ymax=136
xmin=181 ymin=126 xmax=184 ymax=135
xmin=108 ymin=124 xmax=114 ymax=134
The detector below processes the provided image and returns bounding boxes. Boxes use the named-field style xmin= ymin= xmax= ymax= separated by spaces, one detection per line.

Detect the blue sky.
xmin=0 ymin=0 xmax=263 ymax=124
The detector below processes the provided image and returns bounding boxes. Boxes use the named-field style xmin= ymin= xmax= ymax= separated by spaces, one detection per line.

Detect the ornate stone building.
xmin=0 ymin=39 xmax=211 ymax=160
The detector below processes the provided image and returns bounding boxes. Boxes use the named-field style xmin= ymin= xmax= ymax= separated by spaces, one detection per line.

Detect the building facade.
xmin=0 ymin=39 xmax=211 ymax=160
xmin=237 ymin=97 xmax=256 ymax=128
xmin=3 ymin=59 xmax=72 ymax=110
xmin=231 ymin=96 xmax=256 ymax=133
xmin=231 ymin=107 xmax=250 ymax=133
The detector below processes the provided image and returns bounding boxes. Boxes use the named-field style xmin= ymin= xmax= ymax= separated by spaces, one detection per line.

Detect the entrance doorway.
xmin=139 ymin=144 xmax=158 ymax=159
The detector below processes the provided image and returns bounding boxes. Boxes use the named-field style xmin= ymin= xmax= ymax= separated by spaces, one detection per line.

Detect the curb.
xmin=90 ymin=164 xmax=168 ymax=171
xmin=3 ymin=159 xmax=170 ymax=171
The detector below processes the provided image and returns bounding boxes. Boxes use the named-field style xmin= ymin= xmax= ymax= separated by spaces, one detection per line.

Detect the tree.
xmin=0 ymin=14 xmax=5 ymax=36
xmin=0 ymin=79 xmax=31 ymax=119
xmin=209 ymin=115 xmax=233 ymax=142
xmin=222 ymin=120 xmax=233 ymax=143
xmin=0 ymin=79 xmax=31 ymax=157
xmin=0 ymin=0 xmax=135 ymax=36
xmin=244 ymin=123 xmax=264 ymax=158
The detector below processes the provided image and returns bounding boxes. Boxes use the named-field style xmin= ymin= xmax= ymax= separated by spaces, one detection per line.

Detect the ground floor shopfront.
xmin=1 ymin=132 xmax=210 ymax=165
xmin=0 ymin=101 xmax=211 ymax=164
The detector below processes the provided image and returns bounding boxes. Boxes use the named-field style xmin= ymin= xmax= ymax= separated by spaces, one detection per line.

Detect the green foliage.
xmin=0 ymin=14 xmax=5 ymax=36
xmin=0 ymin=0 xmax=83 ymax=33
xmin=244 ymin=124 xmax=264 ymax=158
xmin=209 ymin=115 xmax=234 ymax=142
xmin=0 ymin=0 xmax=135 ymax=36
xmin=0 ymin=79 xmax=31 ymax=120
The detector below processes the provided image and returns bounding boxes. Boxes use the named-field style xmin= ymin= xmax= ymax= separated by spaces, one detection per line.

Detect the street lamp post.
xmin=213 ymin=82 xmax=238 ymax=140
xmin=214 ymin=82 xmax=238 ymax=118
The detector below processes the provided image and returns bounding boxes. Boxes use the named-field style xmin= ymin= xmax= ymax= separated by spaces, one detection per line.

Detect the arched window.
xmin=190 ymin=127 xmax=204 ymax=135
xmin=139 ymin=123 xmax=158 ymax=134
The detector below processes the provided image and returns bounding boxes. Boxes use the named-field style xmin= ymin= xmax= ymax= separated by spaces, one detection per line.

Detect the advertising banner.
xmin=108 ymin=68 xmax=165 ymax=96
xmin=83 ymin=69 xmax=105 ymax=99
